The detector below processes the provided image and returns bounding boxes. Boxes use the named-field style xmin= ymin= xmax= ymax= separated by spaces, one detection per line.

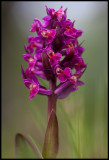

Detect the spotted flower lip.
xmin=45 ymin=48 xmax=62 ymax=66
xmin=56 ymin=67 xmax=71 ymax=82
xmin=24 ymin=76 xmax=39 ymax=100
xmin=21 ymin=5 xmax=87 ymax=100
xmin=24 ymin=77 xmax=52 ymax=100
xmin=66 ymin=44 xmax=84 ymax=56
xmin=66 ymin=45 xmax=78 ymax=55
xmin=63 ymin=55 xmax=87 ymax=71
xmin=64 ymin=27 xmax=83 ymax=38
xmin=40 ymin=29 xmax=56 ymax=44
xmin=22 ymin=54 xmax=35 ymax=63
xmin=49 ymin=52 xmax=62 ymax=66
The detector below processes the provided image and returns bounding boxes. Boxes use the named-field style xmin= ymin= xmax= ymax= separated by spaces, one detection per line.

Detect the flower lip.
xmin=46 ymin=48 xmax=62 ymax=66
xmin=24 ymin=77 xmax=39 ymax=100
xmin=23 ymin=54 xmax=35 ymax=63
xmin=64 ymin=26 xmax=77 ymax=37
xmin=57 ymin=67 xmax=72 ymax=82
xmin=40 ymin=29 xmax=56 ymax=44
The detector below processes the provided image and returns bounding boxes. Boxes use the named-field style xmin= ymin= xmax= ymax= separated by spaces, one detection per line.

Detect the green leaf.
xmin=42 ymin=110 xmax=59 ymax=158
xmin=15 ymin=133 xmax=42 ymax=158
xmin=28 ymin=136 xmax=43 ymax=159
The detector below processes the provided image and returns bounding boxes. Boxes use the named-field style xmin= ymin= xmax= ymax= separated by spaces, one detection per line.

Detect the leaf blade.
xmin=15 ymin=133 xmax=42 ymax=158
xmin=28 ymin=136 xmax=43 ymax=159
xmin=42 ymin=110 xmax=59 ymax=158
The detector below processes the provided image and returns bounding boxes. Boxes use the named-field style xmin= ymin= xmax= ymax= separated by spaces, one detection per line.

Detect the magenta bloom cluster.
xmin=21 ymin=6 xmax=87 ymax=100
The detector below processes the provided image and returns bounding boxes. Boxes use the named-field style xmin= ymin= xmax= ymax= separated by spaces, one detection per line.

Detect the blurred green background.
xmin=2 ymin=1 xmax=108 ymax=158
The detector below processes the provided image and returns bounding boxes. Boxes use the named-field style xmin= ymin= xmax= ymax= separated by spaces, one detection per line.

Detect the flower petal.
xmin=38 ymin=88 xmax=52 ymax=95
xmin=77 ymin=80 xmax=85 ymax=86
xmin=21 ymin=65 xmax=27 ymax=79
xmin=22 ymin=54 xmax=34 ymax=63
xmin=57 ymin=84 xmax=78 ymax=99
xmin=30 ymin=85 xmax=39 ymax=100
xmin=63 ymin=67 xmax=71 ymax=77
xmin=58 ymin=73 xmax=67 ymax=82
xmin=24 ymin=79 xmax=33 ymax=89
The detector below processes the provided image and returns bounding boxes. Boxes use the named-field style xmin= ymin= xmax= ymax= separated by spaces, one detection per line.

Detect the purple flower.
xmin=42 ymin=15 xmax=52 ymax=27
xmin=77 ymin=45 xmax=85 ymax=56
xmin=65 ymin=42 xmax=84 ymax=56
xmin=30 ymin=18 xmax=42 ymax=32
xmin=46 ymin=6 xmax=64 ymax=21
xmin=56 ymin=66 xmax=71 ymax=82
xmin=64 ymin=26 xmax=83 ymax=38
xmin=46 ymin=6 xmax=55 ymax=17
xmin=25 ymin=36 xmax=43 ymax=54
xmin=21 ymin=6 xmax=87 ymax=100
xmin=46 ymin=48 xmax=62 ymax=66
xmin=34 ymin=49 xmax=42 ymax=60
xmin=40 ymin=29 xmax=56 ymax=44
xmin=72 ymin=56 xmax=86 ymax=71
xmin=69 ymin=73 xmax=84 ymax=87
xmin=61 ymin=20 xmax=83 ymax=38
xmin=21 ymin=65 xmax=52 ymax=99
xmin=63 ymin=55 xmax=87 ymax=71
xmin=54 ymin=70 xmax=85 ymax=99
xmin=24 ymin=76 xmax=39 ymax=100
xmin=50 ymin=52 xmax=62 ymax=66
xmin=22 ymin=54 xmax=36 ymax=66
xmin=55 ymin=81 xmax=78 ymax=99
xmin=66 ymin=43 xmax=78 ymax=55
xmin=55 ymin=6 xmax=64 ymax=21
xmin=69 ymin=75 xmax=77 ymax=86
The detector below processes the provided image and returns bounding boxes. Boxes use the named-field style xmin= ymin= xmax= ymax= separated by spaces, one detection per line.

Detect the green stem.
xmin=47 ymin=78 xmax=57 ymax=122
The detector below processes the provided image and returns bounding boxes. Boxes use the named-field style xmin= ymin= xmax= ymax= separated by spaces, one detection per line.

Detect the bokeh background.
xmin=2 ymin=1 xmax=108 ymax=158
